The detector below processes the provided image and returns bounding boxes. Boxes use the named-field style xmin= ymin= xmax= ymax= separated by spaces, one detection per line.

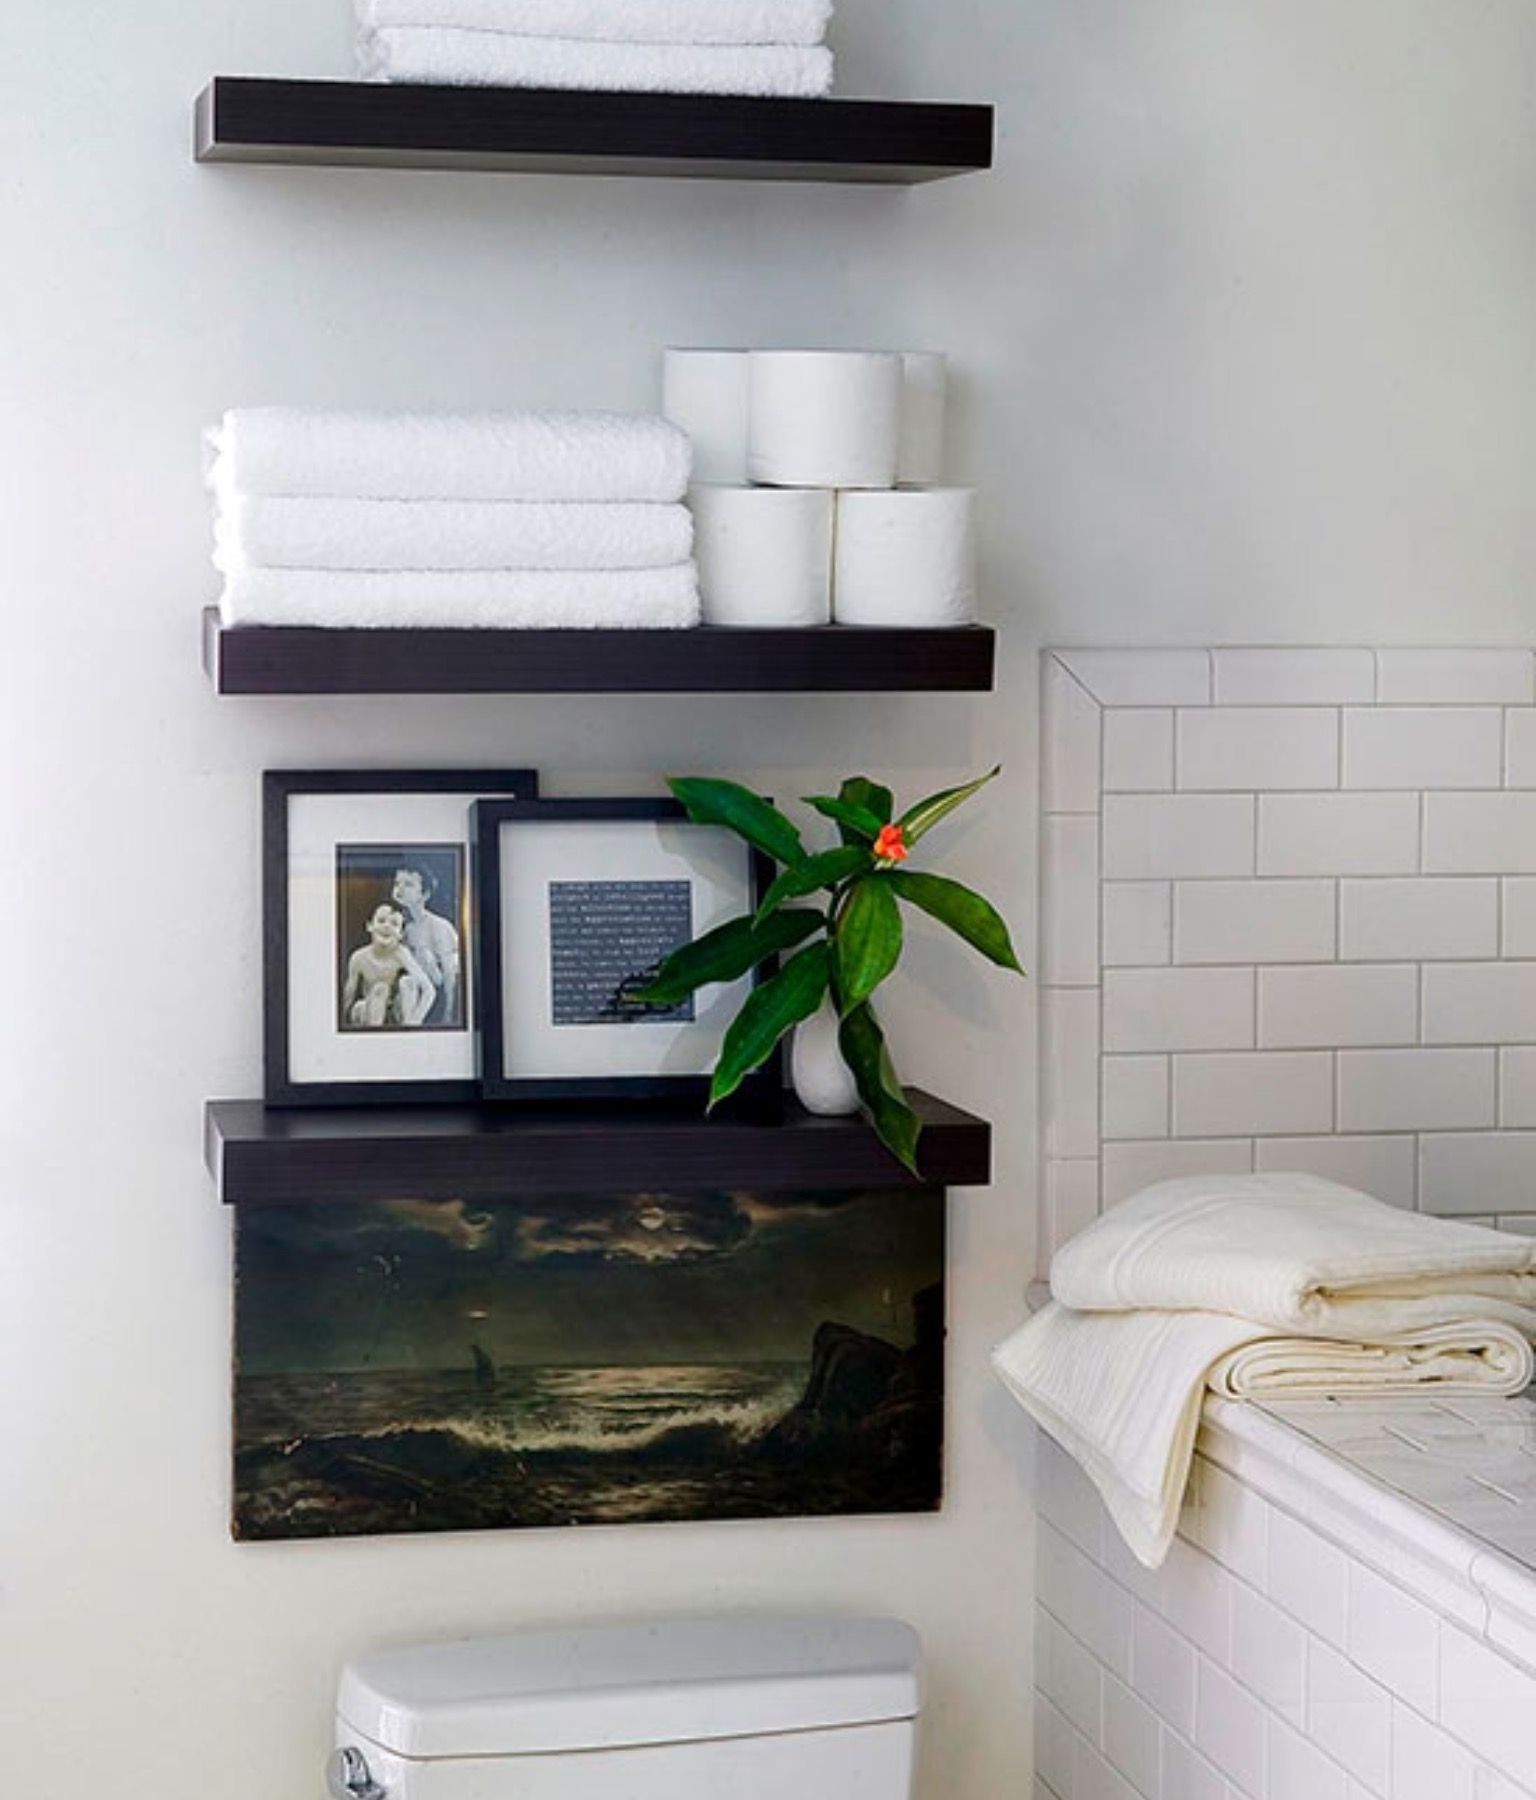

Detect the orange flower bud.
xmin=874 ymin=823 xmax=909 ymax=864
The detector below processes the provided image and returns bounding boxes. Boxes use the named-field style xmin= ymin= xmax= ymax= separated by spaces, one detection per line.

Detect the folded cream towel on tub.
xmin=1051 ymin=1171 xmax=1536 ymax=1335
xmin=356 ymin=0 xmax=832 ymax=46
xmin=219 ymin=564 xmax=701 ymax=630
xmin=993 ymin=1174 xmax=1536 ymax=1567
xmin=215 ymin=496 xmax=694 ymax=573
xmin=208 ymin=409 xmax=692 ymax=505
xmin=358 ymin=30 xmax=834 ymax=97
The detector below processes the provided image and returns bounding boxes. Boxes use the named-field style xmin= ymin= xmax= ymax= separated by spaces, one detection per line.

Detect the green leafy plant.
xmin=639 ymin=768 xmax=1023 ymax=1172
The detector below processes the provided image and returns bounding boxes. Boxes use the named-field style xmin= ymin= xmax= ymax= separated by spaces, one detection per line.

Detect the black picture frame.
xmin=473 ymin=796 xmax=782 ymax=1112
xmin=264 ymin=768 xmax=539 ymax=1108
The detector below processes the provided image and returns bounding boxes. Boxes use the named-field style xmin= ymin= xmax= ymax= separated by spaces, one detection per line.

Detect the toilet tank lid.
xmin=337 ymin=1617 xmax=922 ymax=1759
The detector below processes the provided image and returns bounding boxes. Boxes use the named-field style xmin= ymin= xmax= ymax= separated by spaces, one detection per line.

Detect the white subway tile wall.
xmin=1259 ymin=793 xmax=1421 ymax=876
xmin=1040 ymin=648 xmax=1536 ymax=1228
xmin=1343 ymin=709 xmax=1505 ymax=791
xmin=1507 ymin=712 xmax=1536 ymax=787
xmin=1213 ymin=648 xmax=1377 ymax=708
xmin=1104 ymin=709 xmax=1175 ymax=793
xmin=1041 ymin=814 xmax=1101 ymax=986
xmin=1031 ymin=1431 xmax=1536 ymax=1800
xmin=1373 ymin=649 xmax=1535 ymax=706
xmin=1173 ymin=879 xmax=1336 ymax=965
xmin=1504 ymin=880 xmax=1536 ymax=957
xmin=1177 ymin=707 xmax=1341 ymax=792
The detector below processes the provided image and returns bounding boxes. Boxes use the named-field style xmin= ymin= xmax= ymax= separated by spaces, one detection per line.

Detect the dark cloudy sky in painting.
xmin=236 ymin=1189 xmax=944 ymax=1374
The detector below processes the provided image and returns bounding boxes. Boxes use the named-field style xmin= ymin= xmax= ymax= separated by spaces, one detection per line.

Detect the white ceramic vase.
xmin=791 ymin=997 xmax=861 ymax=1116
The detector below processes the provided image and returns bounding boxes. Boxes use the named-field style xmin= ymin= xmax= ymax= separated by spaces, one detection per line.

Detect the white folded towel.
xmin=1052 ymin=1171 xmax=1536 ymax=1337
xmin=992 ymin=1174 xmax=1536 ymax=1567
xmin=215 ymin=496 xmax=693 ymax=573
xmin=995 ymin=1300 xmax=1533 ymax=1569
xmin=220 ymin=565 xmax=701 ymax=630
xmin=358 ymin=28 xmax=834 ymax=96
xmin=208 ymin=409 xmax=692 ymax=505
xmin=357 ymin=0 xmax=832 ymax=47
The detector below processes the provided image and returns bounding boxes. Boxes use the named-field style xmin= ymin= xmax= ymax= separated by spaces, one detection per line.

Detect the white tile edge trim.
xmin=1201 ymin=1399 xmax=1536 ymax=1674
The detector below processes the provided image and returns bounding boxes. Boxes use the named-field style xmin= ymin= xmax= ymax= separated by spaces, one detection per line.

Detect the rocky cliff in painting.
xmin=757 ymin=1282 xmax=944 ymax=1508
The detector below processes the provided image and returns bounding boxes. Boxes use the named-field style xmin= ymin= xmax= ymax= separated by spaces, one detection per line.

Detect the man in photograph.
xmin=393 ymin=862 xmax=463 ymax=1028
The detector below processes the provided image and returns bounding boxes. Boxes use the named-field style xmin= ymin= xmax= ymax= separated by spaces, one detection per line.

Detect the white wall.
xmin=3 ymin=3 xmax=1535 ymax=1797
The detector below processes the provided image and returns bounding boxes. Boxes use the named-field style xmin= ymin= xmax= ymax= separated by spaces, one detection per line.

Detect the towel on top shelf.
xmin=357 ymin=0 xmax=833 ymax=46
xmin=214 ymin=495 xmax=693 ymax=574
xmin=209 ymin=408 xmax=700 ymax=631
xmin=219 ymin=565 xmax=701 ymax=630
xmin=352 ymin=0 xmax=833 ymax=96
xmin=358 ymin=31 xmax=834 ymax=96
xmin=208 ymin=408 xmax=692 ymax=505
xmin=993 ymin=1174 xmax=1536 ymax=1567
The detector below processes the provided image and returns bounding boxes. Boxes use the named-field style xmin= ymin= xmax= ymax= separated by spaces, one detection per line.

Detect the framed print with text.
xmin=473 ymin=796 xmax=778 ymax=1108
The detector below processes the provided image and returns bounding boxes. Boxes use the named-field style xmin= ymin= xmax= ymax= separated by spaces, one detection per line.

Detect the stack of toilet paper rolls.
xmin=662 ymin=348 xmax=976 ymax=629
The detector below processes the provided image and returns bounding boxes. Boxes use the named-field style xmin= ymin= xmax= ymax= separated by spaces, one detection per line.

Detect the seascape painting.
xmin=233 ymin=1187 xmax=945 ymax=1541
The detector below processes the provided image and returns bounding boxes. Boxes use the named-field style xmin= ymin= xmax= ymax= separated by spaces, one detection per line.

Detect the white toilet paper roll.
xmin=747 ymin=351 xmax=903 ymax=490
xmin=833 ymin=487 xmax=977 ymax=627
xmin=662 ymin=349 xmax=751 ymax=484
xmin=898 ymin=352 xmax=947 ymax=486
xmin=691 ymin=484 xmax=833 ymax=626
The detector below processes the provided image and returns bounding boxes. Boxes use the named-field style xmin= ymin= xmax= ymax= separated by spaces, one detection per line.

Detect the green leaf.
xmin=838 ymin=1001 xmax=922 ymax=1174
xmin=885 ymin=870 xmax=1025 ymax=974
xmin=753 ymin=846 xmax=871 ymax=927
xmin=709 ymin=942 xmax=831 ymax=1106
xmin=897 ymin=765 xmax=1002 ymax=846
xmin=636 ymin=908 xmax=824 ymax=1005
xmin=804 ymin=794 xmax=883 ymax=842
xmin=835 ymin=875 xmax=904 ymax=1013
xmin=835 ymin=777 xmax=894 ymax=843
xmin=669 ymin=777 xmax=806 ymax=867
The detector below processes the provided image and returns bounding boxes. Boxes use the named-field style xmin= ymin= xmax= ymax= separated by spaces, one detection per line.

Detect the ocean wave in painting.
xmin=234 ymin=1327 xmax=942 ymax=1540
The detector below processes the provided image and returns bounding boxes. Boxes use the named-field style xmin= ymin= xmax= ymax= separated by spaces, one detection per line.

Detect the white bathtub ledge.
xmin=1200 ymin=1396 xmax=1536 ymax=1670
xmin=1013 ymin=1283 xmax=1536 ymax=1669
xmin=1470 ymin=1545 xmax=1536 ymax=1673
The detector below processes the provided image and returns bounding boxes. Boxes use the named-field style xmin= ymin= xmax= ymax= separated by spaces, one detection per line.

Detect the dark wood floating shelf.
xmin=195 ymin=78 xmax=994 ymax=184
xmin=202 ymin=608 xmax=996 ymax=695
xmin=206 ymin=1090 xmax=991 ymax=1204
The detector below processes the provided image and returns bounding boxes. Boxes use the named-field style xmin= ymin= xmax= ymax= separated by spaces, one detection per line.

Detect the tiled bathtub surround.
xmin=1041 ymin=646 xmax=1536 ymax=1255
xmin=1033 ymin=1397 xmax=1536 ymax=1800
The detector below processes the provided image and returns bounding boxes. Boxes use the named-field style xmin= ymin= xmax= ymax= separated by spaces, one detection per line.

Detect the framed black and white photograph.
xmin=336 ymin=843 xmax=467 ymax=1034
xmin=473 ymin=797 xmax=778 ymax=1106
xmin=265 ymin=769 xmax=539 ymax=1107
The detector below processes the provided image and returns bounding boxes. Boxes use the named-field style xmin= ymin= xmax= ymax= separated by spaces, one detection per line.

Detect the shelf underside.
xmin=207 ymin=1090 xmax=992 ymax=1203
xmin=203 ymin=609 xmax=996 ymax=694
xmin=195 ymin=78 xmax=994 ymax=184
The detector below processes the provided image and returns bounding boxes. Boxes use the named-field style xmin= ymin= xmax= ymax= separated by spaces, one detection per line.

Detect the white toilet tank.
xmin=330 ymin=1616 xmax=922 ymax=1800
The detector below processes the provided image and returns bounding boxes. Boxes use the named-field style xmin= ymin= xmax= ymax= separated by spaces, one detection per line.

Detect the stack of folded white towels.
xmin=993 ymin=1173 xmax=1536 ymax=1568
xmin=355 ymin=0 xmax=834 ymax=98
xmin=209 ymin=408 xmax=700 ymax=631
